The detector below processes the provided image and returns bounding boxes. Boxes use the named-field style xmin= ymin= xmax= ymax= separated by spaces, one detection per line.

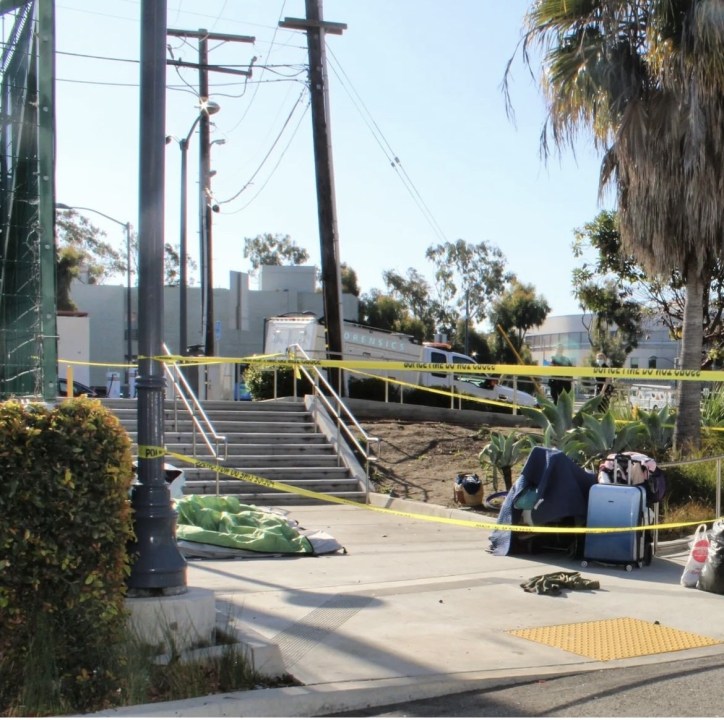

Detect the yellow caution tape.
xmin=137 ymin=445 xmax=167 ymax=459
xmin=346 ymin=368 xmax=519 ymax=410
xmin=135 ymin=444 xmax=717 ymax=535
xmin=60 ymin=359 xmax=136 ymax=368
xmin=60 ymin=355 xmax=722 ymax=382
xmin=154 ymin=356 xmax=722 ymax=382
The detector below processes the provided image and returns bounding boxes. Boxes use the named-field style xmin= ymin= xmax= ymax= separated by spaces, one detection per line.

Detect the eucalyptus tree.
xmin=56 ymin=210 xmax=193 ymax=312
xmin=572 ymin=210 xmax=645 ymax=358
xmin=488 ymin=279 xmax=551 ymax=362
xmin=242 ymin=233 xmax=309 ymax=269
xmin=56 ymin=211 xmax=125 ymax=309
xmin=510 ymin=0 xmax=724 ymax=451
xmin=382 ymin=268 xmax=437 ymax=340
xmin=425 ymin=239 xmax=511 ymax=337
xmin=341 ymin=262 xmax=361 ymax=297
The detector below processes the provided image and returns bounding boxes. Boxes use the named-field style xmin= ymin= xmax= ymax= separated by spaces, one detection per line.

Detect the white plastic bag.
xmin=680 ymin=524 xmax=710 ymax=588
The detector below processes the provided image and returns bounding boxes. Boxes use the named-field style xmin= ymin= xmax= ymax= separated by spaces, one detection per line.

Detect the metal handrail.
xmin=161 ymin=345 xmax=228 ymax=491
xmin=285 ymin=344 xmax=379 ymax=502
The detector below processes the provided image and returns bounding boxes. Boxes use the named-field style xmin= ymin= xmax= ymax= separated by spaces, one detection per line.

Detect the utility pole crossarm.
xmin=279 ymin=17 xmax=347 ymax=35
xmin=167 ymin=27 xmax=255 ymax=43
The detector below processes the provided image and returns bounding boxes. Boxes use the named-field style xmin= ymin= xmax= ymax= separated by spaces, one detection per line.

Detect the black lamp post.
xmin=55 ymin=203 xmax=133 ymax=388
xmin=127 ymin=0 xmax=187 ymax=594
xmin=166 ymin=100 xmax=220 ymax=356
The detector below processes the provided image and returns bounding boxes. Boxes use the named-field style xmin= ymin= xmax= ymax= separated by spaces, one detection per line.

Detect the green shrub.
xmin=661 ymin=459 xmax=718 ymax=510
xmin=402 ymin=387 xmax=455 ymax=408
xmin=244 ymin=364 xmax=314 ymax=400
xmin=0 ymin=397 xmax=134 ymax=714
xmin=348 ymin=377 xmax=400 ymax=402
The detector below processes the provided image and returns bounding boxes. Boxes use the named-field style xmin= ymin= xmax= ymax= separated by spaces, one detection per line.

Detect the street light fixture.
xmin=55 ymin=202 xmax=134 ymax=389
xmin=166 ymin=100 xmax=220 ymax=357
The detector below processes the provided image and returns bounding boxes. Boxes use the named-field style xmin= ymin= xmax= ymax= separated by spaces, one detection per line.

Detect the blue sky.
xmin=55 ymin=0 xmax=610 ymax=319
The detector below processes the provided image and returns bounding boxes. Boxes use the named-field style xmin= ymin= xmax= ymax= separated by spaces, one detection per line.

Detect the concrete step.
xmin=162 ymin=442 xmax=337 ymax=457
xmin=165 ymin=451 xmax=342 ymax=469
xmin=110 ymin=409 xmax=313 ymax=423
xmin=183 ymin=477 xmax=361 ymax=497
xmin=101 ymin=398 xmax=306 ymax=413
xmin=193 ymin=492 xmax=366 ymax=506
xmin=102 ymin=396 xmax=367 ymax=504
xmin=123 ymin=420 xmax=319 ymax=433
xmin=127 ymin=432 xmax=330 ymax=445
xmin=181 ymin=466 xmax=352 ymax=481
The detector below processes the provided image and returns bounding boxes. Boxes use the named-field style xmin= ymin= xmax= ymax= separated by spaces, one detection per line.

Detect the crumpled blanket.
xmin=520 ymin=571 xmax=600 ymax=596
xmin=176 ymin=495 xmax=318 ymax=555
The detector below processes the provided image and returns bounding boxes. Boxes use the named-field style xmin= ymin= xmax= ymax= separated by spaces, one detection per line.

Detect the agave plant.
xmin=521 ymin=389 xmax=602 ymax=449
xmin=478 ymin=431 xmax=533 ymax=491
xmin=632 ymin=405 xmax=675 ymax=458
xmin=562 ymin=410 xmax=645 ymax=470
xmin=701 ymin=384 xmax=724 ymax=428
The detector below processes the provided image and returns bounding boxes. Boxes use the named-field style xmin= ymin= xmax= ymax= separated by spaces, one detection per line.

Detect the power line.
xmin=326 ymin=47 xmax=449 ymax=245
xmin=216 ymin=87 xmax=309 ymax=206
xmin=56 ymin=77 xmax=138 ymax=88
xmin=223 ymin=0 xmax=290 ymax=136
xmin=56 ymin=49 xmax=138 ymax=64
xmin=55 ymin=75 xmax=304 ymax=91
xmin=221 ymin=98 xmax=310 ymax=214
xmin=167 ymin=43 xmax=199 ymax=96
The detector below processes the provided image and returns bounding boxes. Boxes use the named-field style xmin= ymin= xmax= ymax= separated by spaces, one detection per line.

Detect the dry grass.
xmin=658 ymin=501 xmax=715 ymax=542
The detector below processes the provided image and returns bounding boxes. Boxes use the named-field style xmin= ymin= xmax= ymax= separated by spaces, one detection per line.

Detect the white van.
xmin=629 ymin=384 xmax=677 ymax=410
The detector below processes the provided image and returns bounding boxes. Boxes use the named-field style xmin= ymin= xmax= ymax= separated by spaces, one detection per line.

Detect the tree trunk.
xmin=673 ymin=266 xmax=704 ymax=452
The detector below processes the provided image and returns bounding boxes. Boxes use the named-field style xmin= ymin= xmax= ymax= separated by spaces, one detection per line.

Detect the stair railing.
xmin=287 ymin=344 xmax=379 ymax=503
xmin=162 ymin=344 xmax=228 ymax=492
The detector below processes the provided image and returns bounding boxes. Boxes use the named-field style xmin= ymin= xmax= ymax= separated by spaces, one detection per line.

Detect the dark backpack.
xmin=597 ymin=451 xmax=666 ymax=504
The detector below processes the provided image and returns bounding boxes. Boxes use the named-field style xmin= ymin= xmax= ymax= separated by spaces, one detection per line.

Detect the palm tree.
xmin=507 ymin=0 xmax=724 ymax=451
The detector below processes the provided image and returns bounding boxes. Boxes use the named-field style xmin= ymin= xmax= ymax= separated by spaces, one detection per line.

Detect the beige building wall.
xmin=67 ymin=266 xmax=359 ymax=389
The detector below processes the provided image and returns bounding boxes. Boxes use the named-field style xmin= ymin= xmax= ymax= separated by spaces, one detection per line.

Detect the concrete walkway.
xmin=97 ymin=499 xmax=721 ymax=717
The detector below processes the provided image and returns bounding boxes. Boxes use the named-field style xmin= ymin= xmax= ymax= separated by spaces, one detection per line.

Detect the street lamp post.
xmin=166 ymin=100 xmax=220 ymax=357
xmin=56 ymin=203 xmax=133 ymax=388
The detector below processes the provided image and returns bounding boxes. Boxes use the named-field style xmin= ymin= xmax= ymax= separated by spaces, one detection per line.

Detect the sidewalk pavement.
xmin=100 ymin=497 xmax=723 ymax=718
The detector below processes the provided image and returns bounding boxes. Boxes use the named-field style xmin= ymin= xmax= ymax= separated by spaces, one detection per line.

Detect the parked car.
xmin=457 ymin=375 xmax=538 ymax=407
xmin=57 ymin=378 xmax=98 ymax=397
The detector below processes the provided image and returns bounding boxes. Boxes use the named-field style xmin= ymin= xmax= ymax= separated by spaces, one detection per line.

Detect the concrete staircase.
xmin=101 ymin=397 xmax=369 ymax=505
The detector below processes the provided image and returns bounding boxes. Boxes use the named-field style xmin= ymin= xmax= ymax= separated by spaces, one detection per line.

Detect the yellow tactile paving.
xmin=508 ymin=617 xmax=721 ymax=661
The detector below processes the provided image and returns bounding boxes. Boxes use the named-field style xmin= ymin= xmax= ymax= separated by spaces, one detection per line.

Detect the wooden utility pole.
xmin=280 ymin=1 xmax=347 ymax=393
xmin=198 ymin=32 xmax=213 ymax=358
xmin=166 ymin=28 xmax=255 ymax=358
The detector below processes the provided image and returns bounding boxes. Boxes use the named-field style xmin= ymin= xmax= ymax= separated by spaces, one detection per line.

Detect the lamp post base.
xmin=127 ymin=482 xmax=187 ymax=592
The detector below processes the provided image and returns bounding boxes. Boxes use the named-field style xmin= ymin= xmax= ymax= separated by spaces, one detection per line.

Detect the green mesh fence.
xmin=0 ymin=0 xmax=57 ymax=400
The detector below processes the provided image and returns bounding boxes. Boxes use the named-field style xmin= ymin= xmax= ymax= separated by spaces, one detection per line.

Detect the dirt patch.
xmin=362 ymin=419 xmax=509 ymax=510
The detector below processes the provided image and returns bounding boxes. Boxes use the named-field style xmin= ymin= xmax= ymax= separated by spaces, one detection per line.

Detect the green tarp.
xmin=175 ymin=495 xmax=314 ymax=554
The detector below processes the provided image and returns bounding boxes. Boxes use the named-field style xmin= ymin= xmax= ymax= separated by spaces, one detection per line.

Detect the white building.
xmin=63 ymin=266 xmax=359 ymax=390
xmin=526 ymin=313 xmax=678 ymax=369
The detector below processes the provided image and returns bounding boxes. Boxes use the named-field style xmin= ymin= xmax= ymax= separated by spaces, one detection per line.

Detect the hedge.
xmin=0 ymin=397 xmax=134 ymax=714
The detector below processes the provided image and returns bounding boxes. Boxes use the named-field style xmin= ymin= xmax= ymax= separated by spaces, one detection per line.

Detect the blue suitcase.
xmin=582 ymin=484 xmax=651 ymax=570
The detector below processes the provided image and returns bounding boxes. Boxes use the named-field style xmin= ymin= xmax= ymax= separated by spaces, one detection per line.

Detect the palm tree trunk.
xmin=674 ymin=265 xmax=704 ymax=452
